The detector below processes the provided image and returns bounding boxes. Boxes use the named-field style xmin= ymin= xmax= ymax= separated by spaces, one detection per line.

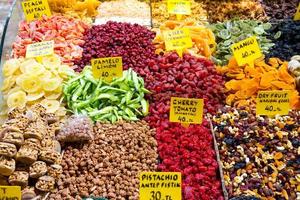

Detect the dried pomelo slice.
xmin=42 ymin=77 xmax=62 ymax=91
xmin=3 ymin=59 xmax=20 ymax=77
xmin=40 ymin=99 xmax=60 ymax=113
xmin=7 ymin=91 xmax=27 ymax=109
xmin=26 ymin=90 xmax=45 ymax=102
xmin=20 ymin=75 xmax=42 ymax=93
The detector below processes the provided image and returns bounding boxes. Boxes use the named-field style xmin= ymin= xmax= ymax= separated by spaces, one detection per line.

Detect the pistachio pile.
xmin=0 ymin=105 xmax=62 ymax=198
xmin=49 ymin=121 xmax=157 ymax=200
xmin=213 ymin=106 xmax=300 ymax=199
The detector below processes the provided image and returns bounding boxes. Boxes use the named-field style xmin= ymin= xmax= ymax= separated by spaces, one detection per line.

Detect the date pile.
xmin=213 ymin=106 xmax=300 ymax=199
xmin=49 ymin=121 xmax=157 ymax=200
xmin=0 ymin=105 xmax=62 ymax=198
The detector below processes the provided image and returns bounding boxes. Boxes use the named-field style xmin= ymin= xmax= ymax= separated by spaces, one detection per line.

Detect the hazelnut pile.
xmin=49 ymin=120 xmax=158 ymax=200
xmin=0 ymin=105 xmax=63 ymax=198
xmin=213 ymin=106 xmax=300 ymax=199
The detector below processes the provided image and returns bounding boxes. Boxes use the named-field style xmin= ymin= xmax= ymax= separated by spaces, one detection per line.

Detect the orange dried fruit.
xmin=274 ymin=152 xmax=283 ymax=160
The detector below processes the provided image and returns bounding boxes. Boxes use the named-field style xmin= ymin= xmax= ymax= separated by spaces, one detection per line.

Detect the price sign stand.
xmin=139 ymin=172 xmax=181 ymax=200
xmin=163 ymin=28 xmax=192 ymax=58
xmin=25 ymin=40 xmax=54 ymax=63
xmin=91 ymin=57 xmax=123 ymax=82
xmin=256 ymin=90 xmax=291 ymax=116
xmin=231 ymin=36 xmax=262 ymax=66
xmin=169 ymin=97 xmax=203 ymax=128
xmin=167 ymin=0 xmax=191 ymax=21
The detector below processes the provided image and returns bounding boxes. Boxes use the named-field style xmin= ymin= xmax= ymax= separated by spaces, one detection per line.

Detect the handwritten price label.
xmin=139 ymin=172 xmax=181 ymax=200
xmin=0 ymin=186 xmax=21 ymax=200
xmin=256 ymin=90 xmax=291 ymax=116
xmin=22 ymin=0 xmax=51 ymax=22
xmin=163 ymin=28 xmax=192 ymax=57
xmin=26 ymin=40 xmax=54 ymax=58
xmin=294 ymin=3 xmax=300 ymax=20
xmin=231 ymin=36 xmax=262 ymax=66
xmin=91 ymin=57 xmax=123 ymax=82
xmin=169 ymin=97 xmax=203 ymax=127
xmin=167 ymin=0 xmax=191 ymax=15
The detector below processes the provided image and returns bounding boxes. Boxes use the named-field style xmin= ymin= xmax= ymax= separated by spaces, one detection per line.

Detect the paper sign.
xmin=0 ymin=186 xmax=21 ymax=200
xmin=231 ymin=36 xmax=262 ymax=66
xmin=169 ymin=97 xmax=203 ymax=126
xmin=26 ymin=40 xmax=54 ymax=58
xmin=256 ymin=90 xmax=290 ymax=116
xmin=140 ymin=172 xmax=181 ymax=200
xmin=22 ymin=0 xmax=51 ymax=22
xmin=167 ymin=0 xmax=191 ymax=15
xmin=91 ymin=57 xmax=123 ymax=82
xmin=163 ymin=28 xmax=192 ymax=57
xmin=294 ymin=3 xmax=300 ymax=20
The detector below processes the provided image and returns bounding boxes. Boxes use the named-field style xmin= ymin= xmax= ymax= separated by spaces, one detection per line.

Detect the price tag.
xmin=256 ymin=90 xmax=291 ymax=116
xmin=169 ymin=97 xmax=203 ymax=127
xmin=167 ymin=0 xmax=191 ymax=16
xmin=22 ymin=0 xmax=51 ymax=22
xmin=139 ymin=172 xmax=181 ymax=200
xmin=294 ymin=3 xmax=300 ymax=20
xmin=231 ymin=36 xmax=262 ymax=66
xmin=26 ymin=40 xmax=54 ymax=58
xmin=0 ymin=186 xmax=21 ymax=200
xmin=91 ymin=57 xmax=123 ymax=82
xmin=163 ymin=28 xmax=192 ymax=57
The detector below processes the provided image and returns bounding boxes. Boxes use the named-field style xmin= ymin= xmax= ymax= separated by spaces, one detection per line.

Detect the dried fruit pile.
xmin=95 ymin=0 xmax=151 ymax=26
xmin=12 ymin=15 xmax=88 ymax=67
xmin=267 ymin=20 xmax=300 ymax=61
xmin=151 ymin=0 xmax=207 ymax=28
xmin=262 ymin=0 xmax=299 ymax=20
xmin=1 ymin=55 xmax=74 ymax=117
xmin=49 ymin=121 xmax=157 ymax=199
xmin=0 ymin=105 xmax=62 ymax=199
xmin=153 ymin=21 xmax=216 ymax=58
xmin=210 ymin=20 xmax=274 ymax=66
xmin=213 ymin=106 xmax=300 ymax=199
xmin=75 ymin=22 xmax=156 ymax=74
xmin=218 ymin=57 xmax=300 ymax=109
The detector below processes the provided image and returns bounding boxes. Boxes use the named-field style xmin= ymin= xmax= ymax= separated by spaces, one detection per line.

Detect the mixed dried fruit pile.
xmin=1 ymin=0 xmax=300 ymax=199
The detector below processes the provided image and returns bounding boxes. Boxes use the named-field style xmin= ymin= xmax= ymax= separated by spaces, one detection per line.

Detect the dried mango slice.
xmin=40 ymin=99 xmax=60 ymax=113
xmin=7 ymin=91 xmax=27 ymax=109
xmin=278 ymin=63 xmax=295 ymax=84
xmin=260 ymin=71 xmax=277 ymax=89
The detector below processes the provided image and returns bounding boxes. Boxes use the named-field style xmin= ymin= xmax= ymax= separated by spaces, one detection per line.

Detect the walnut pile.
xmin=0 ymin=105 xmax=63 ymax=198
xmin=49 ymin=121 xmax=158 ymax=200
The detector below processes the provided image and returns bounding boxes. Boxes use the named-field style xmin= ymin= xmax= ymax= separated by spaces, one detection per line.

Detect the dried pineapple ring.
xmin=7 ymin=91 xmax=27 ymax=109
xmin=26 ymin=90 xmax=45 ymax=102
xmin=58 ymin=65 xmax=75 ymax=79
xmin=40 ymin=99 xmax=60 ymax=113
xmin=2 ymin=59 xmax=20 ymax=77
xmin=40 ymin=71 xmax=52 ymax=80
xmin=1 ymin=76 xmax=17 ymax=93
xmin=42 ymin=55 xmax=61 ymax=69
xmin=20 ymin=75 xmax=42 ymax=93
xmin=42 ymin=77 xmax=62 ymax=91
xmin=56 ymin=106 xmax=67 ymax=117
xmin=20 ymin=59 xmax=38 ymax=73
xmin=7 ymin=86 xmax=22 ymax=96
xmin=24 ymin=63 xmax=45 ymax=75
xmin=44 ymin=86 xmax=62 ymax=100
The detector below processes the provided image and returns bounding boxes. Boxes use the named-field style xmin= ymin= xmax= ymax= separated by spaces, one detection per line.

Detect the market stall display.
xmin=0 ymin=0 xmax=300 ymax=199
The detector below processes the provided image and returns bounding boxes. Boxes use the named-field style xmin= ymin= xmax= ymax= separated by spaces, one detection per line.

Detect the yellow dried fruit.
xmin=2 ymin=59 xmax=20 ymax=77
xmin=40 ymin=99 xmax=60 ymax=113
xmin=26 ymin=90 xmax=45 ymax=102
xmin=7 ymin=91 xmax=27 ymax=109
xmin=42 ymin=77 xmax=62 ymax=91
xmin=19 ymin=75 xmax=42 ymax=93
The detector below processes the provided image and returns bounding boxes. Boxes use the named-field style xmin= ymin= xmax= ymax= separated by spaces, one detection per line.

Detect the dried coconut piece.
xmin=29 ymin=161 xmax=48 ymax=178
xmin=8 ymin=171 xmax=29 ymax=187
xmin=0 ymin=156 xmax=15 ymax=176
xmin=36 ymin=175 xmax=55 ymax=192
